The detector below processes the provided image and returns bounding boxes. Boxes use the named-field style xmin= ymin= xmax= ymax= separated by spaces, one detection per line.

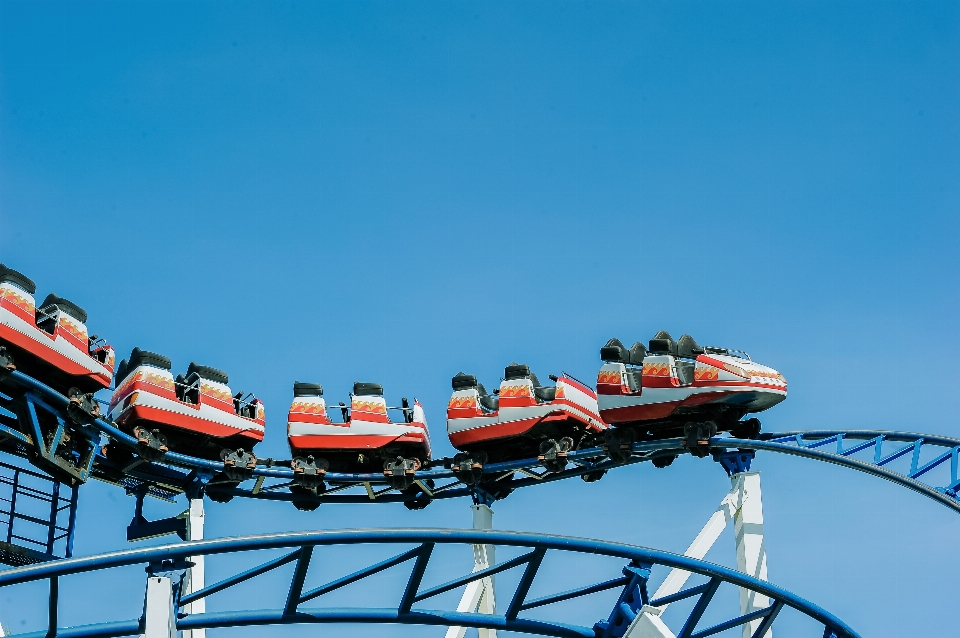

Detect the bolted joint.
xmin=683 ymin=421 xmax=717 ymax=458
xmin=538 ymin=437 xmax=573 ymax=473
xmin=383 ymin=456 xmax=421 ymax=490
xmin=220 ymin=448 xmax=257 ymax=481
xmin=292 ymin=455 xmax=329 ymax=489
xmin=451 ymin=451 xmax=487 ymax=486
xmin=134 ymin=426 xmax=169 ymax=462
xmin=66 ymin=387 xmax=100 ymax=425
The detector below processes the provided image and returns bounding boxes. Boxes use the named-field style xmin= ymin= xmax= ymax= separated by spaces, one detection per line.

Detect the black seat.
xmin=114 ymin=359 xmax=129 ymax=387
xmin=293 ymin=382 xmax=323 ymax=397
xmin=452 ymin=372 xmax=478 ymax=391
xmin=504 ymin=363 xmax=531 ymax=381
xmin=452 ymin=373 xmax=498 ymax=411
xmin=176 ymin=372 xmax=201 ymax=404
xmin=478 ymin=388 xmax=499 ymax=412
xmin=600 ymin=338 xmax=646 ymax=365
xmin=600 ymin=338 xmax=628 ymax=362
xmin=0 ymin=264 xmax=36 ymax=295
xmin=353 ymin=382 xmax=383 ymax=396
xmin=39 ymin=293 xmax=87 ymax=324
xmin=187 ymin=362 xmax=229 ymax=384
xmin=648 ymin=330 xmax=678 ymax=356
xmin=628 ymin=342 xmax=647 ymax=365
xmin=129 ymin=347 xmax=172 ymax=371
xmin=677 ymin=334 xmax=705 ymax=359
xmin=534 ymin=386 xmax=557 ymax=402
xmin=527 ymin=372 xmax=557 ymax=403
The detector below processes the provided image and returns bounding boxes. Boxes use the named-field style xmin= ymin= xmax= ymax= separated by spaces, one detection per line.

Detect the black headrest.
xmin=187 ymin=362 xmax=229 ymax=384
xmin=129 ymin=347 xmax=171 ymax=371
xmin=114 ymin=359 xmax=129 ymax=386
xmin=0 ymin=264 xmax=36 ymax=295
xmin=677 ymin=334 xmax=705 ymax=359
xmin=353 ymin=382 xmax=383 ymax=396
xmin=600 ymin=338 xmax=627 ymax=362
xmin=39 ymin=293 xmax=87 ymax=324
xmin=649 ymin=330 xmax=677 ymax=356
xmin=628 ymin=342 xmax=647 ymax=365
xmin=293 ymin=382 xmax=323 ymax=397
xmin=504 ymin=363 xmax=531 ymax=381
xmin=452 ymin=372 xmax=478 ymax=391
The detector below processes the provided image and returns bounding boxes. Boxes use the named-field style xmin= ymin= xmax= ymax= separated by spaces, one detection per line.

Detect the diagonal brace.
xmin=300 ymin=545 xmax=425 ymax=604
xmin=415 ymin=549 xmax=544 ymax=603
xmin=180 ymin=548 xmax=302 ymax=606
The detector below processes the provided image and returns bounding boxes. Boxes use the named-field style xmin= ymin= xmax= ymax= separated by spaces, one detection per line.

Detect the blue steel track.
xmin=0 ymin=529 xmax=860 ymax=638
xmin=2 ymin=368 xmax=958 ymax=514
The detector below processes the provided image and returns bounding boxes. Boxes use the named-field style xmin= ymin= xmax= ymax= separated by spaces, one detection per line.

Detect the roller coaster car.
xmin=596 ymin=331 xmax=787 ymax=458
xmin=107 ymin=348 xmax=265 ymax=468
xmin=0 ymin=264 xmax=115 ymax=394
xmin=446 ymin=364 xmax=607 ymax=475
xmin=286 ymin=381 xmax=431 ymax=490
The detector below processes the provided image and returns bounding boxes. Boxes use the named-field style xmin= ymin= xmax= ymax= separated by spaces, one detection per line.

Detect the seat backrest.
xmin=114 ymin=359 xmax=129 ymax=387
xmin=628 ymin=342 xmax=647 ymax=365
xmin=353 ymin=381 xmax=383 ymax=396
xmin=504 ymin=363 xmax=532 ymax=381
xmin=293 ymin=382 xmax=323 ymax=397
xmin=129 ymin=347 xmax=172 ymax=371
xmin=0 ymin=264 xmax=36 ymax=295
xmin=677 ymin=334 xmax=705 ymax=359
xmin=600 ymin=338 xmax=628 ymax=363
xmin=187 ymin=362 xmax=229 ymax=384
xmin=452 ymin=372 xmax=478 ymax=391
xmin=648 ymin=330 xmax=678 ymax=356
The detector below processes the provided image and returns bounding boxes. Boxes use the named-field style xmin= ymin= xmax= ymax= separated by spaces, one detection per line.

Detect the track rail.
xmin=0 ymin=528 xmax=859 ymax=638
xmin=2 ymin=368 xmax=958 ymax=513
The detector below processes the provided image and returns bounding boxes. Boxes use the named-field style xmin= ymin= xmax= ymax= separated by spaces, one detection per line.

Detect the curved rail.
xmin=0 ymin=528 xmax=859 ymax=638
xmin=2 ymin=368 xmax=958 ymax=514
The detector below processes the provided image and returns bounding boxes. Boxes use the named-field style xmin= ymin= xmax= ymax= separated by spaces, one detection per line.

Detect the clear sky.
xmin=0 ymin=1 xmax=958 ymax=636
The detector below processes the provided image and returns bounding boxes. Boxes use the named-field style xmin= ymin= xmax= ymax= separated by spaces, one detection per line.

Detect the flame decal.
xmin=353 ymin=399 xmax=388 ymax=415
xmin=597 ymin=370 xmax=622 ymax=384
xmin=499 ymin=384 xmax=531 ymax=398
xmin=0 ymin=287 xmax=35 ymax=313
xmin=448 ymin=395 xmax=477 ymax=410
xmin=290 ymin=401 xmax=327 ymax=415
xmin=642 ymin=362 xmax=671 ymax=377
xmin=202 ymin=383 xmax=234 ymax=403
xmin=59 ymin=316 xmax=88 ymax=342
xmin=695 ymin=365 xmax=720 ymax=381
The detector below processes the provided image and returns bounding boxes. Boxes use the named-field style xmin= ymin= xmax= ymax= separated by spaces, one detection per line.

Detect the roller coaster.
xmin=0 ymin=263 xmax=956 ymax=638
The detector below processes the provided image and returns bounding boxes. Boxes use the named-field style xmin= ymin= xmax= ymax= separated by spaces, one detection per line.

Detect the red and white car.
xmin=108 ymin=348 xmax=265 ymax=462
xmin=446 ymin=363 xmax=608 ymax=470
xmin=287 ymin=381 xmax=431 ymax=485
xmin=597 ymin=331 xmax=787 ymax=448
xmin=0 ymin=264 xmax=114 ymax=394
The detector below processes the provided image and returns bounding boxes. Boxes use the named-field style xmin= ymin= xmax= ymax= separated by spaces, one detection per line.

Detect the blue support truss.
xmin=0 ymin=529 xmax=860 ymax=638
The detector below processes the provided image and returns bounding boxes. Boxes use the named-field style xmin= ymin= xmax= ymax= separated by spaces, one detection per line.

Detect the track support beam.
xmin=446 ymin=503 xmax=497 ymax=638
xmin=181 ymin=499 xmax=205 ymax=638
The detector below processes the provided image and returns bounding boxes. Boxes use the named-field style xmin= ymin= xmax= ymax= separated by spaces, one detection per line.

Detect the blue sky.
xmin=0 ymin=1 xmax=958 ymax=636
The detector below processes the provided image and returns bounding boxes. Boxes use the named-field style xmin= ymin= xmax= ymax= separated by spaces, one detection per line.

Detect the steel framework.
xmin=0 ymin=529 xmax=859 ymax=638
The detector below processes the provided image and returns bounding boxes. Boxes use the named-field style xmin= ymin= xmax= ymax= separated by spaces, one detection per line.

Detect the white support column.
xmin=446 ymin=503 xmax=497 ymax=638
xmin=625 ymin=470 xmax=771 ymax=638
xmin=143 ymin=576 xmax=177 ymax=638
xmin=181 ymin=499 xmax=205 ymax=638
xmin=732 ymin=472 xmax=770 ymax=638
